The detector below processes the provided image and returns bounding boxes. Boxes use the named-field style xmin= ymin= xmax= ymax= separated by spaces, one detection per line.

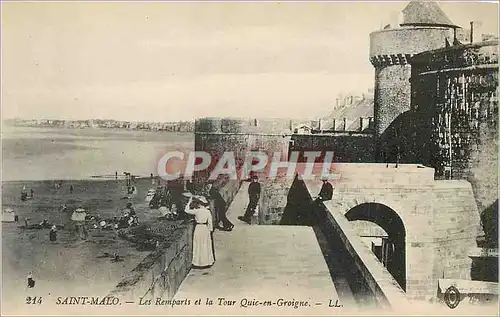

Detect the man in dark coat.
xmin=315 ymin=178 xmax=333 ymax=202
xmin=238 ymin=175 xmax=261 ymax=224
xmin=209 ymin=184 xmax=233 ymax=231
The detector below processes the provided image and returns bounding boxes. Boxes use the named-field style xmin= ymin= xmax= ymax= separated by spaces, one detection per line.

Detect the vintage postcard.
xmin=1 ymin=0 xmax=498 ymax=315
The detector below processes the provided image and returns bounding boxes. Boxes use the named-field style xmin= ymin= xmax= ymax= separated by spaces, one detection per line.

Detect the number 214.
xmin=25 ymin=296 xmax=42 ymax=304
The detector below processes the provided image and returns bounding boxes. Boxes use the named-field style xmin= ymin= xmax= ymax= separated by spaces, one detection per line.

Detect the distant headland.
xmin=3 ymin=118 xmax=195 ymax=132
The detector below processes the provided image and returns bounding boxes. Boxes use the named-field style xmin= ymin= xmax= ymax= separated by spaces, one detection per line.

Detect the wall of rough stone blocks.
xmin=289 ymin=134 xmax=375 ymax=163
xmin=109 ymin=222 xmax=194 ymax=301
xmin=369 ymin=27 xmax=454 ymax=57
xmin=431 ymin=182 xmax=482 ymax=283
xmin=195 ymin=117 xmax=291 ymax=134
xmin=469 ymin=128 xmax=498 ymax=215
xmin=409 ymin=42 xmax=498 ymax=242
xmin=374 ymin=65 xmax=412 ymax=138
xmin=259 ymin=177 xmax=294 ymax=225
xmin=370 ymin=27 xmax=453 ymax=138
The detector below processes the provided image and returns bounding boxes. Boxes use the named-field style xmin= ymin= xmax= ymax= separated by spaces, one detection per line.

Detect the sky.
xmin=1 ymin=1 xmax=498 ymax=122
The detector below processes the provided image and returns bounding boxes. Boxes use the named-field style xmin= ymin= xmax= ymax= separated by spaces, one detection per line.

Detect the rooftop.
xmin=400 ymin=1 xmax=459 ymax=29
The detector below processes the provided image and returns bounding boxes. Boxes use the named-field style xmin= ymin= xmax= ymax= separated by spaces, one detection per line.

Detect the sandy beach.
xmin=1 ymin=176 xmax=182 ymax=312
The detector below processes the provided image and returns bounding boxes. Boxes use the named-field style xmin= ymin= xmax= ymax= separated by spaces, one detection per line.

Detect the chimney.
xmin=318 ymin=119 xmax=322 ymax=131
xmin=470 ymin=21 xmax=484 ymax=43
xmin=359 ymin=117 xmax=364 ymax=132
xmin=332 ymin=118 xmax=336 ymax=131
xmin=342 ymin=118 xmax=347 ymax=131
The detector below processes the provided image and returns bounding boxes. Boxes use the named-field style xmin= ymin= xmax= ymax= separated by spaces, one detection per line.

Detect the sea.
xmin=1 ymin=126 xmax=194 ymax=181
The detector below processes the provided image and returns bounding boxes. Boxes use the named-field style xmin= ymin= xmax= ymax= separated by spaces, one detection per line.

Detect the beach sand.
xmin=1 ymin=177 xmax=175 ymax=312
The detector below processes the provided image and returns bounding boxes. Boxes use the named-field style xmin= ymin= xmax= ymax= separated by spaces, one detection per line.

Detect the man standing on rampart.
xmin=209 ymin=182 xmax=233 ymax=231
xmin=238 ymin=175 xmax=261 ymax=224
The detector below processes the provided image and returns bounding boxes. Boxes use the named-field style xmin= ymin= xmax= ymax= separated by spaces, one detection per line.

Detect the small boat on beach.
xmin=145 ymin=189 xmax=156 ymax=202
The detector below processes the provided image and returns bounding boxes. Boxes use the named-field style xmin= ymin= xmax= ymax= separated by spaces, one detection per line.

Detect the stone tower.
xmin=369 ymin=1 xmax=459 ymax=160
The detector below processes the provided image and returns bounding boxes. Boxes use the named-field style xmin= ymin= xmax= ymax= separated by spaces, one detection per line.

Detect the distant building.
xmin=294 ymin=124 xmax=312 ymax=134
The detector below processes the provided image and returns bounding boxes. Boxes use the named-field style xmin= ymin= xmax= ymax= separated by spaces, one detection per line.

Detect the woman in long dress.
xmin=184 ymin=195 xmax=215 ymax=268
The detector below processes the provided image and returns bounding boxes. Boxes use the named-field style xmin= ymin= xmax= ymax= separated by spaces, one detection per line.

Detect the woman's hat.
xmin=193 ymin=195 xmax=209 ymax=205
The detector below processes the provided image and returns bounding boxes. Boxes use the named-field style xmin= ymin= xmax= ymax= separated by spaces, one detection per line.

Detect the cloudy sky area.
xmin=1 ymin=1 xmax=498 ymax=121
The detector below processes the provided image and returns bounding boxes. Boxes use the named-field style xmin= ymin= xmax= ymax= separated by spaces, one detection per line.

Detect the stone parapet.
xmin=195 ymin=117 xmax=292 ymax=135
xmin=369 ymin=27 xmax=453 ymax=59
xmin=411 ymin=40 xmax=499 ymax=71
xmin=301 ymin=179 xmax=410 ymax=309
xmin=108 ymin=221 xmax=194 ymax=301
xmin=302 ymin=164 xmax=481 ymax=301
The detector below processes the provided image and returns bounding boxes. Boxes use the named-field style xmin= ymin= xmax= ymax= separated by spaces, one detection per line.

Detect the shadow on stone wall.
xmin=279 ymin=175 xmax=379 ymax=307
xmin=377 ymin=110 xmax=431 ymax=165
xmin=471 ymin=257 xmax=499 ymax=283
xmin=480 ymin=199 xmax=499 ymax=249
xmin=471 ymin=199 xmax=499 ymax=283
xmin=280 ymin=176 xmax=315 ymax=226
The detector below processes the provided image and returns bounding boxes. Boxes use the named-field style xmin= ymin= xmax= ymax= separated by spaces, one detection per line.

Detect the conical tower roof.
xmin=400 ymin=1 xmax=459 ymax=28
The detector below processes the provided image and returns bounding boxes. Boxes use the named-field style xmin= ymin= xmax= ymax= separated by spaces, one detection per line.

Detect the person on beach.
xmin=27 ymin=272 xmax=35 ymax=288
xmin=49 ymin=225 xmax=57 ymax=242
xmin=125 ymin=203 xmax=138 ymax=226
xmin=124 ymin=203 xmax=136 ymax=216
xmin=71 ymin=207 xmax=88 ymax=240
xmin=69 ymin=185 xmax=74 ymax=194
xmin=30 ymin=188 xmax=34 ymax=198
xmin=184 ymin=195 xmax=215 ymax=268
xmin=21 ymin=186 xmax=28 ymax=201
xmin=238 ymin=175 xmax=261 ymax=224
xmin=40 ymin=219 xmax=51 ymax=228
xmin=158 ymin=205 xmax=169 ymax=218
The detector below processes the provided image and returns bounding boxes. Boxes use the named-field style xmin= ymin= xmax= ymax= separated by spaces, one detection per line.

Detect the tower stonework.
xmin=369 ymin=1 xmax=458 ymax=160
xmin=194 ymin=117 xmax=293 ymax=225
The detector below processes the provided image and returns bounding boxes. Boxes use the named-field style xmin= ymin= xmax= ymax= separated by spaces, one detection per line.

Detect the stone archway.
xmin=345 ymin=203 xmax=406 ymax=291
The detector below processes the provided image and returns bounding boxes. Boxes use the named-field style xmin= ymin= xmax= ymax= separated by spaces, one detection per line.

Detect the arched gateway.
xmin=345 ymin=203 xmax=406 ymax=290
